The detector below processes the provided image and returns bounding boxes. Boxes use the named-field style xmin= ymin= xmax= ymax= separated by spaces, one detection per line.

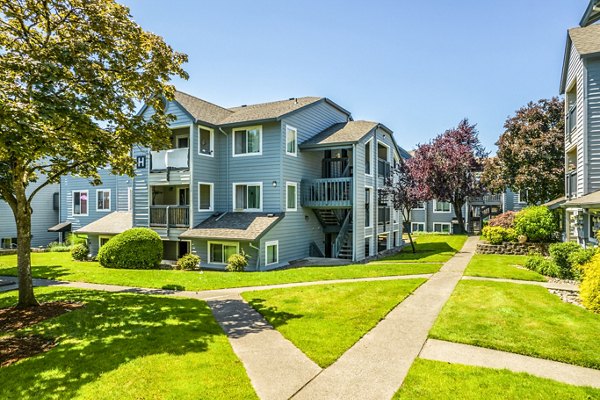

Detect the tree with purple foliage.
xmin=380 ymin=157 xmax=426 ymax=252
xmin=411 ymin=119 xmax=487 ymax=233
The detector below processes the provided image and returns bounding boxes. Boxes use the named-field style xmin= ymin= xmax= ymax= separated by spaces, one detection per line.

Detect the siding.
xmin=565 ymin=43 xmax=586 ymax=197
xmin=586 ymin=58 xmax=600 ymax=192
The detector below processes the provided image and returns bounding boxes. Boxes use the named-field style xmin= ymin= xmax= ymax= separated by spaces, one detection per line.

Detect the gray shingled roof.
xmin=174 ymin=91 xmax=233 ymax=126
xmin=563 ymin=190 xmax=600 ymax=207
xmin=180 ymin=212 xmax=283 ymax=241
xmin=220 ymin=97 xmax=323 ymax=125
xmin=76 ymin=211 xmax=132 ymax=235
xmin=569 ymin=24 xmax=600 ymax=56
xmin=300 ymin=121 xmax=379 ymax=148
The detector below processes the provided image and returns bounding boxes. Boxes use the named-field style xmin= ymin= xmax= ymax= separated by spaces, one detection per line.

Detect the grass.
xmin=0 ymin=252 xmax=438 ymax=292
xmin=464 ymin=254 xmax=547 ymax=282
xmin=430 ymin=280 xmax=600 ymax=369
xmin=379 ymin=234 xmax=468 ymax=263
xmin=241 ymin=278 xmax=426 ymax=367
xmin=0 ymin=287 xmax=257 ymax=400
xmin=394 ymin=359 xmax=600 ymax=399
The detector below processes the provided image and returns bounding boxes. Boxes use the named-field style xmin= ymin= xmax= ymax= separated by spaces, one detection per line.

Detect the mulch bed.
xmin=0 ymin=335 xmax=57 ymax=367
xmin=0 ymin=301 xmax=83 ymax=333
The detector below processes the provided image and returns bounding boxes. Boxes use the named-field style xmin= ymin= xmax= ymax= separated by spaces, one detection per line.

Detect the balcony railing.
xmin=378 ymin=206 xmax=391 ymax=231
xmin=150 ymin=148 xmax=189 ymax=171
xmin=377 ymin=159 xmax=391 ymax=179
xmin=566 ymin=171 xmax=577 ymax=199
xmin=150 ymin=205 xmax=190 ymax=227
xmin=469 ymin=194 xmax=502 ymax=205
xmin=301 ymin=177 xmax=352 ymax=209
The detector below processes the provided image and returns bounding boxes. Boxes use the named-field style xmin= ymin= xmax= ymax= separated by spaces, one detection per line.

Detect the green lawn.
xmin=394 ymin=359 xmax=600 ymax=399
xmin=430 ymin=280 xmax=600 ymax=369
xmin=0 ymin=252 xmax=437 ymax=292
xmin=379 ymin=234 xmax=468 ymax=263
xmin=464 ymin=254 xmax=546 ymax=282
xmin=0 ymin=287 xmax=256 ymax=400
xmin=242 ymin=278 xmax=426 ymax=367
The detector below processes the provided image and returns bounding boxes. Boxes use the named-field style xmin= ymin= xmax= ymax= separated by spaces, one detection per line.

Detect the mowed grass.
xmin=464 ymin=254 xmax=546 ymax=282
xmin=379 ymin=234 xmax=468 ymax=263
xmin=394 ymin=359 xmax=600 ymax=399
xmin=0 ymin=252 xmax=436 ymax=292
xmin=242 ymin=278 xmax=426 ymax=367
xmin=0 ymin=287 xmax=256 ymax=400
xmin=430 ymin=281 xmax=600 ymax=369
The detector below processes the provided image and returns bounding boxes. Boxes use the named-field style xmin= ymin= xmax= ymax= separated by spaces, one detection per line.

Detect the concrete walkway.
xmin=462 ymin=276 xmax=580 ymax=291
xmin=421 ymin=339 xmax=600 ymax=389
xmin=291 ymin=236 xmax=480 ymax=400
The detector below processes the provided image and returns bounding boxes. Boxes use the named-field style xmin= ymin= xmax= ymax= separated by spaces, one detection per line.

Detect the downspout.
xmin=249 ymin=242 xmax=260 ymax=271
xmin=218 ymin=127 xmax=230 ymax=211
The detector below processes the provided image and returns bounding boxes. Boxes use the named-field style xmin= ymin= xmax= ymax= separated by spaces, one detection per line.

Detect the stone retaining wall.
xmin=476 ymin=242 xmax=549 ymax=256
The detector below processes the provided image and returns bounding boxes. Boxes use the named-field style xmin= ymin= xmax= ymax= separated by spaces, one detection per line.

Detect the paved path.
xmin=291 ymin=236 xmax=480 ymax=400
xmin=421 ymin=339 xmax=600 ymax=389
xmin=462 ymin=276 xmax=580 ymax=291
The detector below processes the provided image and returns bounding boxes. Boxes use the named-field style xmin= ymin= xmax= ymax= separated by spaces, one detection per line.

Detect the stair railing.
xmin=333 ymin=212 xmax=352 ymax=258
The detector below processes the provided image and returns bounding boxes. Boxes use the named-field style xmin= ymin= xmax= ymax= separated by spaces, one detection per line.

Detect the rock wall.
xmin=476 ymin=242 xmax=549 ymax=256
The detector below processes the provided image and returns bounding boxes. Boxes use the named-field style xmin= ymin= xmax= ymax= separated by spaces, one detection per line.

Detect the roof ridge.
xmin=175 ymin=90 xmax=233 ymax=114
xmin=228 ymin=96 xmax=322 ymax=110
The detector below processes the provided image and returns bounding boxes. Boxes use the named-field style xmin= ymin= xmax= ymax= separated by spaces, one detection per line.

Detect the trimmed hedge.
xmin=481 ymin=226 xmax=517 ymax=245
xmin=226 ymin=252 xmax=248 ymax=272
xmin=71 ymin=243 xmax=89 ymax=261
xmin=97 ymin=228 xmax=163 ymax=269
xmin=514 ymin=206 xmax=559 ymax=242
xmin=176 ymin=253 xmax=200 ymax=271
xmin=580 ymin=254 xmax=600 ymax=313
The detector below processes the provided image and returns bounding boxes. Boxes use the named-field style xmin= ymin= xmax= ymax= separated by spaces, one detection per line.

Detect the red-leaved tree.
xmin=411 ymin=119 xmax=487 ymax=233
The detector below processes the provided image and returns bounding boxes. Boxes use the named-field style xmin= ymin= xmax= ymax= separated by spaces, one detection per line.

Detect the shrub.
xmin=524 ymin=255 xmax=559 ymax=277
xmin=580 ymin=254 xmax=600 ymax=313
xmin=487 ymin=211 xmax=517 ymax=229
xmin=569 ymin=247 xmax=597 ymax=270
xmin=514 ymin=206 xmax=559 ymax=242
xmin=481 ymin=226 xmax=517 ymax=245
xmin=47 ymin=242 xmax=71 ymax=252
xmin=549 ymin=242 xmax=582 ymax=279
xmin=226 ymin=251 xmax=249 ymax=272
xmin=71 ymin=243 xmax=89 ymax=261
xmin=65 ymin=233 xmax=87 ymax=246
xmin=176 ymin=253 xmax=200 ymax=271
xmin=97 ymin=228 xmax=163 ymax=269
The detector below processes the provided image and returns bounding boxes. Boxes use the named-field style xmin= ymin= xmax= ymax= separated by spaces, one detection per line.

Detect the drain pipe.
xmin=249 ymin=242 xmax=260 ymax=271
xmin=218 ymin=127 xmax=230 ymax=210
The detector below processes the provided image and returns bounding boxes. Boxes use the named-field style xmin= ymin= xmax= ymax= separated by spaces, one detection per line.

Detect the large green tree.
xmin=482 ymin=98 xmax=564 ymax=205
xmin=0 ymin=0 xmax=187 ymax=307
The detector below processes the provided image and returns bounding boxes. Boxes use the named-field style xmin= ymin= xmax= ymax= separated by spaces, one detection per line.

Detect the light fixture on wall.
xmin=272 ymin=181 xmax=278 ymax=187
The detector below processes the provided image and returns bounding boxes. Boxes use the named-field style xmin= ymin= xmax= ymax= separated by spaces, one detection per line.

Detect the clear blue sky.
xmin=121 ymin=0 xmax=587 ymax=152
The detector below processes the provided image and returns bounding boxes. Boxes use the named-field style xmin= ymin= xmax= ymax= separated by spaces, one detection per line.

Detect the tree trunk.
xmin=14 ymin=183 xmax=38 ymax=308
xmin=407 ymin=231 xmax=416 ymax=253
xmin=402 ymin=220 xmax=416 ymax=253
xmin=453 ymin=202 xmax=466 ymax=234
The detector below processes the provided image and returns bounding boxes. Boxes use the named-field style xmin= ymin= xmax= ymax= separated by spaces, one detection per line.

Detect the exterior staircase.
xmin=337 ymin=225 xmax=353 ymax=260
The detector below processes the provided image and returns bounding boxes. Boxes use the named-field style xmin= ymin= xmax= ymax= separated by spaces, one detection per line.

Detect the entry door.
xmin=178 ymin=241 xmax=190 ymax=257
xmin=178 ymin=188 xmax=189 ymax=206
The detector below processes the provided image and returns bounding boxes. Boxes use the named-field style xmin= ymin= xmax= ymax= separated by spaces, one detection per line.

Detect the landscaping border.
xmin=476 ymin=242 xmax=549 ymax=256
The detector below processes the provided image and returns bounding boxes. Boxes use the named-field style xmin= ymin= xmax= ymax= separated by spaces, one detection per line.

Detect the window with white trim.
xmin=233 ymin=183 xmax=262 ymax=211
xmin=1 ymin=237 xmax=17 ymax=249
xmin=208 ymin=241 xmax=239 ymax=264
xmin=433 ymin=200 xmax=451 ymax=213
xmin=198 ymin=126 xmax=214 ymax=156
xmin=365 ymin=187 xmax=372 ymax=228
xmin=411 ymin=222 xmax=425 ymax=232
xmin=414 ymin=201 xmax=426 ymax=210
xmin=233 ymin=126 xmax=261 ymax=156
xmin=286 ymin=125 xmax=297 ymax=156
xmin=73 ymin=190 xmax=88 ymax=216
xmin=365 ymin=140 xmax=372 ymax=175
xmin=96 ymin=189 xmax=111 ymax=212
xmin=433 ymin=223 xmax=451 ymax=233
xmin=198 ymin=183 xmax=214 ymax=211
xmin=286 ymin=182 xmax=297 ymax=211
xmin=517 ymin=190 xmax=528 ymax=204
xmin=99 ymin=236 xmax=111 ymax=248
xmin=265 ymin=240 xmax=279 ymax=265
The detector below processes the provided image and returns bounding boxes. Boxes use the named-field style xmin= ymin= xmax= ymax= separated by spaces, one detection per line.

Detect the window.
xmin=365 ymin=187 xmax=372 ymax=228
xmin=378 ymin=233 xmax=388 ymax=252
xmin=198 ymin=126 xmax=214 ymax=156
xmin=365 ymin=140 xmax=372 ymax=175
xmin=433 ymin=223 xmax=451 ymax=233
xmin=286 ymin=182 xmax=297 ymax=211
xmin=433 ymin=200 xmax=451 ymax=213
xmin=233 ymin=126 xmax=262 ymax=156
xmin=414 ymin=201 xmax=426 ymax=210
xmin=265 ymin=240 xmax=279 ymax=265
xmin=1 ymin=238 xmax=16 ymax=249
xmin=99 ymin=236 xmax=111 ymax=248
xmin=411 ymin=222 xmax=425 ymax=232
xmin=198 ymin=183 xmax=214 ymax=211
xmin=286 ymin=125 xmax=297 ymax=156
xmin=364 ymin=237 xmax=371 ymax=257
xmin=208 ymin=241 xmax=239 ymax=264
xmin=96 ymin=189 xmax=111 ymax=212
xmin=517 ymin=190 xmax=528 ymax=204
xmin=233 ymin=183 xmax=262 ymax=211
xmin=73 ymin=190 xmax=88 ymax=216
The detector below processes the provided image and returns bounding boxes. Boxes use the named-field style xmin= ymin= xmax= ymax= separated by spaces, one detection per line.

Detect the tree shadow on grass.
xmin=0 ymin=265 xmax=70 ymax=280
xmin=0 ymin=288 xmax=220 ymax=399
xmin=245 ymin=298 xmax=303 ymax=329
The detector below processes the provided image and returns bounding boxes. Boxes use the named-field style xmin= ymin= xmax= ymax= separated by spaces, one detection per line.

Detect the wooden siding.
xmin=586 ymin=58 xmax=600 ymax=193
xmin=565 ymin=43 xmax=586 ymax=197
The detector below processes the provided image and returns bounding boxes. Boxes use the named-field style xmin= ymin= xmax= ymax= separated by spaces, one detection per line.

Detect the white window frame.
xmin=98 ymin=235 xmax=112 ymax=249
xmin=198 ymin=125 xmax=214 ymax=157
xmin=265 ymin=240 xmax=279 ymax=266
xmin=198 ymin=182 xmax=214 ymax=212
xmin=433 ymin=222 xmax=452 ymax=233
xmin=377 ymin=140 xmax=391 ymax=162
xmin=364 ymin=234 xmax=373 ymax=257
xmin=411 ymin=222 xmax=425 ymax=232
xmin=433 ymin=200 xmax=451 ymax=213
xmin=365 ymin=186 xmax=373 ymax=228
xmin=232 ymin=182 xmax=263 ymax=212
xmin=207 ymin=241 xmax=239 ymax=265
xmin=286 ymin=182 xmax=298 ymax=211
xmin=365 ymin=138 xmax=373 ymax=176
xmin=285 ymin=125 xmax=298 ymax=157
xmin=96 ymin=189 xmax=112 ymax=212
xmin=517 ymin=190 xmax=527 ymax=204
xmin=413 ymin=201 xmax=426 ymax=210
xmin=232 ymin=125 xmax=262 ymax=157
xmin=72 ymin=190 xmax=89 ymax=216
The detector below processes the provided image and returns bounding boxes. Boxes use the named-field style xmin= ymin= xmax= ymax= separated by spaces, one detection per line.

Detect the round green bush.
xmin=514 ymin=206 xmax=559 ymax=243
xmin=226 ymin=252 xmax=248 ymax=272
xmin=482 ymin=226 xmax=517 ymax=245
xmin=71 ymin=243 xmax=89 ymax=261
xmin=97 ymin=228 xmax=163 ymax=269
xmin=176 ymin=253 xmax=200 ymax=271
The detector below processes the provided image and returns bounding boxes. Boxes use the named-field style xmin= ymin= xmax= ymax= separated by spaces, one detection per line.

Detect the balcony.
xmin=322 ymin=158 xmax=351 ymax=178
xmin=151 ymin=148 xmax=189 ymax=171
xmin=150 ymin=205 xmax=190 ymax=228
xmin=302 ymin=178 xmax=353 ymax=209
xmin=566 ymin=171 xmax=577 ymax=199
xmin=469 ymin=194 xmax=502 ymax=206
xmin=378 ymin=206 xmax=391 ymax=232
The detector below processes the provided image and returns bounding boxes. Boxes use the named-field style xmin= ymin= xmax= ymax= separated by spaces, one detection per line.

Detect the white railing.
xmin=151 ymin=148 xmax=189 ymax=170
